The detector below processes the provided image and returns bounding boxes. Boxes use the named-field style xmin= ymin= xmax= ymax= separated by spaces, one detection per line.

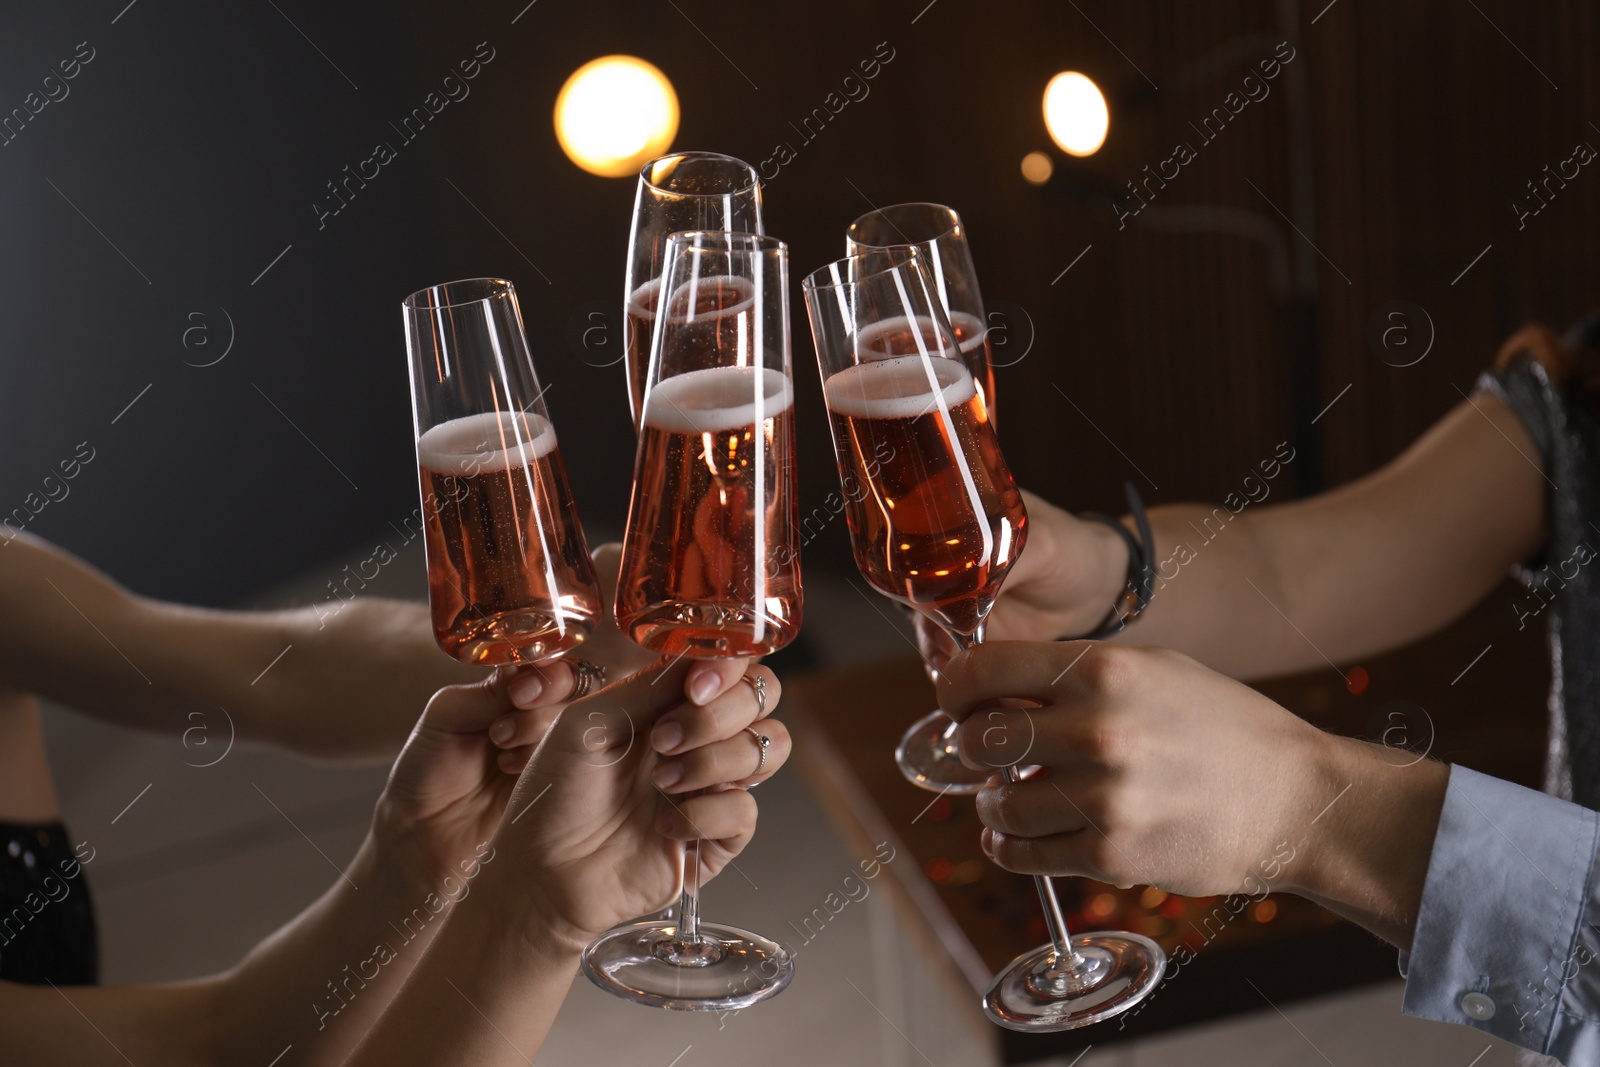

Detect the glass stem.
xmin=948 ymin=623 xmax=1083 ymax=971
xmin=677 ymin=840 xmax=702 ymax=943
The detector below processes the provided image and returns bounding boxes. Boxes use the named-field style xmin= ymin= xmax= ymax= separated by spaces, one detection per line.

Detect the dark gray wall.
xmin=4 ymin=0 xmax=1597 ymax=611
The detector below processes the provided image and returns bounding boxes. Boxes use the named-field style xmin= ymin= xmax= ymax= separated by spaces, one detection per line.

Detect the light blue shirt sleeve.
xmin=1403 ymin=765 xmax=1600 ymax=1062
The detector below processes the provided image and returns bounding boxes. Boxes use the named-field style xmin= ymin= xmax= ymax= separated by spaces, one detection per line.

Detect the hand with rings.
xmin=648 ymin=665 xmax=789 ymax=794
xmin=486 ymin=543 xmax=670 ymax=775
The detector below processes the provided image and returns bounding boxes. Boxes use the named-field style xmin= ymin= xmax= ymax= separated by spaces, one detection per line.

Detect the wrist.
xmin=1064 ymin=516 xmax=1132 ymax=636
xmin=471 ymin=844 xmax=594 ymax=957
xmin=1281 ymin=731 xmax=1449 ymax=948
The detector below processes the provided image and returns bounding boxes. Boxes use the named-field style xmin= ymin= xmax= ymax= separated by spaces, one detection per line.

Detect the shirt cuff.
xmin=1402 ymin=764 xmax=1599 ymax=1053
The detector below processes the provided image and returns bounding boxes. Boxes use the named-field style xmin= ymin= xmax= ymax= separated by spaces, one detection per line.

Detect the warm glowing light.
xmin=1140 ymin=887 xmax=1168 ymax=910
xmin=1020 ymin=150 xmax=1055 ymax=185
xmin=554 ymin=56 xmax=678 ymax=177
xmin=1088 ymin=892 xmax=1118 ymax=919
xmin=1043 ymin=71 xmax=1109 ymax=157
xmin=1346 ymin=665 xmax=1370 ymax=695
xmin=1252 ymin=900 xmax=1279 ymax=923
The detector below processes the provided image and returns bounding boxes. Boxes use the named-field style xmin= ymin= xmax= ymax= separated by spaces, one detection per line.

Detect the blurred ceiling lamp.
xmin=1042 ymin=71 xmax=1109 ymax=157
xmin=554 ymin=55 xmax=679 ymax=177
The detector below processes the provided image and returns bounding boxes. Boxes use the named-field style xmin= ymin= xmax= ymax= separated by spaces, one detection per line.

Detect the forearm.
xmin=1282 ymin=732 xmax=1450 ymax=950
xmin=0 ymin=978 xmax=218 ymax=1065
xmin=0 ymin=532 xmax=477 ymax=762
xmin=215 ymin=831 xmax=466 ymax=1066
xmin=1101 ymin=503 xmax=1314 ymax=679
xmin=344 ymin=864 xmax=579 ymax=1067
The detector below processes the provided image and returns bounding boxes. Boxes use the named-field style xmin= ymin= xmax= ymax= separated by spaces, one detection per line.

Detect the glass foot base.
xmin=897 ymin=709 xmax=1041 ymax=795
xmin=581 ymin=919 xmax=794 ymax=1011
xmin=983 ymin=931 xmax=1165 ymax=1032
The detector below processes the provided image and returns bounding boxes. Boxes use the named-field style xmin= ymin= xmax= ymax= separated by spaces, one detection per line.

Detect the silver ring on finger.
xmin=565 ymin=657 xmax=606 ymax=701
xmin=740 ymin=672 xmax=767 ymax=718
xmin=744 ymin=725 xmax=770 ymax=774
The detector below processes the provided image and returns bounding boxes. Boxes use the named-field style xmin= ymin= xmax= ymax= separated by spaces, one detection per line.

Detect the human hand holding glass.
xmin=803 ymin=251 xmax=1163 ymax=1031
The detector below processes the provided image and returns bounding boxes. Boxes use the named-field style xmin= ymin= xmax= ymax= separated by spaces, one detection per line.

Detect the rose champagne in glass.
xmin=585 ymin=231 xmax=800 ymax=1011
xmin=805 ymin=251 xmax=1164 ymax=1032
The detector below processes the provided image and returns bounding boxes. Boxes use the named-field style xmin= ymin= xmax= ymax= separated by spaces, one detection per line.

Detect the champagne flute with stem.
xmin=583 ymin=231 xmax=801 ymax=1010
xmin=623 ymin=152 xmax=763 ymax=428
xmin=803 ymin=251 xmax=1164 ymax=1031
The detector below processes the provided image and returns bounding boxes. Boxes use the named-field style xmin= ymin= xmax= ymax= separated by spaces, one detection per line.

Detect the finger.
xmin=496 ymin=744 xmax=535 ymax=775
xmin=489 ymin=704 xmax=561 ymax=749
xmin=540 ymin=656 xmax=692 ymax=760
xmin=592 ymin=542 xmax=622 ymax=602
xmin=974 ymin=777 xmax=1092 ymax=838
xmin=652 ymin=719 xmax=792 ymax=793
xmin=507 ymin=661 xmax=575 ymax=710
xmin=936 ymin=641 xmax=1099 ymax=722
xmin=651 ymin=665 xmax=781 ymax=756
xmin=913 ymin=613 xmax=956 ymax=679
xmin=953 ymin=706 xmax=1049 ymax=771
xmin=656 ymin=788 xmax=758 ymax=843
xmin=417 ymin=668 xmax=516 ymax=735
xmin=684 ymin=657 xmax=752 ymax=708
xmin=694 ymin=828 xmax=757 ymax=883
xmin=984 ymin=828 xmax=1109 ymax=880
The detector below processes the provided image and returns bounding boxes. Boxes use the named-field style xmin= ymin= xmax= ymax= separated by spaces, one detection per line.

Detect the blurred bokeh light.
xmin=1042 ymin=71 xmax=1108 ymax=157
xmin=554 ymin=55 xmax=679 ymax=177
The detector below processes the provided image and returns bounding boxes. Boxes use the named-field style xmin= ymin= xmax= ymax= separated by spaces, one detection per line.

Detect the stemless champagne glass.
xmin=845 ymin=202 xmax=996 ymax=422
xmin=404 ymin=277 xmax=602 ymax=664
xmin=804 ymin=253 xmax=1164 ymax=1031
xmin=583 ymin=231 xmax=801 ymax=1011
xmin=623 ymin=152 xmax=764 ymax=427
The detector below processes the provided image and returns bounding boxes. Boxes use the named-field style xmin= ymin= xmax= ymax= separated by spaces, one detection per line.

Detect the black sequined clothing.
xmin=0 ymin=821 xmax=98 ymax=985
xmin=1481 ymin=335 xmax=1600 ymax=811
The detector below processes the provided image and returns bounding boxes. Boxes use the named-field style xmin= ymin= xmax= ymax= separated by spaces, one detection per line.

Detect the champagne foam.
xmin=823 ymin=354 xmax=976 ymax=419
xmin=856 ymin=313 xmax=979 ymax=363
xmin=626 ymin=276 xmax=662 ymax=317
xmin=417 ymin=410 xmax=557 ymax=473
xmin=948 ymin=310 xmax=988 ymax=354
xmin=643 ymin=366 xmax=794 ymax=433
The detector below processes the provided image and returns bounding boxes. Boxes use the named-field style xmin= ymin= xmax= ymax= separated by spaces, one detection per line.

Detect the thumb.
xmin=539 ymin=656 xmax=692 ymax=765
xmin=386 ymin=670 xmax=514 ymax=799
xmin=592 ymin=541 xmax=622 ymax=602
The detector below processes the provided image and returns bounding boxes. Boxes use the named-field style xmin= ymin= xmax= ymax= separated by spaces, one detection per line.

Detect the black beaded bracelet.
xmin=1069 ymin=481 xmax=1156 ymax=641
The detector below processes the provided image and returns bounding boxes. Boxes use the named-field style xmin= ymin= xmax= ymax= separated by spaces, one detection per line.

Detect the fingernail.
xmin=653 ymin=760 xmax=685 ymax=790
xmin=489 ymin=717 xmax=515 ymax=745
xmin=689 ymin=668 xmax=719 ymax=706
xmin=980 ymin=828 xmax=994 ymax=856
xmin=507 ymin=674 xmax=543 ymax=707
xmin=652 ymin=721 xmax=684 ymax=754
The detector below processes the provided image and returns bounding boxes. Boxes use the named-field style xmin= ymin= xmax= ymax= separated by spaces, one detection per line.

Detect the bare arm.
xmin=955 ymin=391 xmax=1545 ymax=679
xmin=340 ymin=869 xmax=580 ymax=1067
xmin=0 ymin=653 xmax=782 ymax=1065
xmin=0 ymin=832 xmax=448 ymax=1067
xmin=0 ymin=532 xmax=481 ymax=762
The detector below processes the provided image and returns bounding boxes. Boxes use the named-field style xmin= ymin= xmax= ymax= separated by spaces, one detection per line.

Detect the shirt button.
xmin=1460 ymin=992 xmax=1496 ymax=1021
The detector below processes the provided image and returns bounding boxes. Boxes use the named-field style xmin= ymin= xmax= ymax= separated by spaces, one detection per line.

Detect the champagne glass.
xmin=849 ymin=205 xmax=1007 ymax=780
xmin=623 ymin=152 xmax=763 ymax=428
xmin=404 ymin=277 xmax=602 ymax=664
xmin=802 ymin=240 xmax=1004 ymax=795
xmin=583 ymin=231 xmax=801 ymax=1010
xmin=803 ymin=252 xmax=1164 ymax=1031
xmin=845 ymin=202 xmax=996 ymax=423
